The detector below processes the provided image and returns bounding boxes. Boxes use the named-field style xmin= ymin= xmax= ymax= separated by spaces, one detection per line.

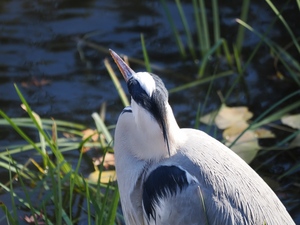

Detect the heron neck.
xmin=165 ymin=104 xmax=181 ymax=156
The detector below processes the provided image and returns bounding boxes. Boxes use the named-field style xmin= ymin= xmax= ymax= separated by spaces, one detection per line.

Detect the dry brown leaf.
xmin=227 ymin=140 xmax=260 ymax=164
xmin=81 ymin=129 xmax=99 ymax=153
xmin=88 ymin=170 xmax=116 ymax=183
xmin=81 ymin=147 xmax=91 ymax=153
xmin=222 ymin=121 xmax=249 ymax=142
xmin=224 ymin=126 xmax=259 ymax=164
xmin=281 ymin=114 xmax=300 ymax=129
xmin=200 ymin=110 xmax=218 ymax=125
xmin=22 ymin=212 xmax=45 ymax=224
xmin=213 ymin=105 xmax=251 ymax=129
xmin=21 ymin=104 xmax=41 ymax=122
xmin=82 ymin=129 xmax=99 ymax=141
xmin=215 ymin=105 xmax=253 ymax=129
xmin=200 ymin=105 xmax=253 ymax=129
xmin=21 ymin=77 xmax=51 ymax=88
xmin=63 ymin=132 xmax=75 ymax=138
xmin=289 ymin=134 xmax=300 ymax=148
xmin=201 ymin=104 xmax=262 ymax=164
xmin=33 ymin=78 xmax=51 ymax=87
xmin=93 ymin=153 xmax=115 ymax=169
xmin=255 ymin=128 xmax=276 ymax=138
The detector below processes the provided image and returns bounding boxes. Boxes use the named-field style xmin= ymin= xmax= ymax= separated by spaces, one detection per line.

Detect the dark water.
xmin=0 ymin=0 xmax=299 ymax=224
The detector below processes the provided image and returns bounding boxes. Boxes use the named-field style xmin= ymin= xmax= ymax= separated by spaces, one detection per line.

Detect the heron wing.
xmin=142 ymin=165 xmax=205 ymax=225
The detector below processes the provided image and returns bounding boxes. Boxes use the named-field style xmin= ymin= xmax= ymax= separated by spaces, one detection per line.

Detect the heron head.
xmin=110 ymin=49 xmax=170 ymax=156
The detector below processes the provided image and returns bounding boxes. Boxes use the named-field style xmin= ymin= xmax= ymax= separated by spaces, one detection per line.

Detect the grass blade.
xmin=197 ymin=39 xmax=225 ymax=77
xmin=107 ymin=185 xmax=120 ymax=225
xmin=192 ymin=0 xmax=201 ymax=56
xmin=0 ymin=110 xmax=44 ymax=156
xmin=266 ymin=0 xmax=300 ymax=54
xmin=199 ymin=0 xmax=210 ymax=55
xmin=104 ymin=58 xmax=130 ymax=107
xmin=0 ymin=202 xmax=17 ymax=225
xmin=13 ymin=85 xmax=72 ymax=173
xmin=235 ymin=0 xmax=250 ymax=54
xmin=175 ymin=0 xmax=196 ymax=58
xmin=91 ymin=112 xmax=113 ymax=145
xmin=212 ymin=0 xmax=220 ymax=55
xmin=236 ymin=18 xmax=300 ymax=86
xmin=160 ymin=0 xmax=186 ymax=58
xmin=169 ymin=70 xmax=233 ymax=93
xmin=140 ymin=33 xmax=152 ymax=72
xmin=21 ymin=104 xmax=48 ymax=169
xmin=228 ymin=90 xmax=300 ymax=148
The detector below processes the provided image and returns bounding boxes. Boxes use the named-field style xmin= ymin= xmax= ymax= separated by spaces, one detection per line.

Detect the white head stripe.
xmin=133 ymin=72 xmax=156 ymax=97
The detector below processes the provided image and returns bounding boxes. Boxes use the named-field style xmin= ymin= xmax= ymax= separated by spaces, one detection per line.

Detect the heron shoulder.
xmin=120 ymin=106 xmax=132 ymax=114
xmin=142 ymin=165 xmax=198 ymax=221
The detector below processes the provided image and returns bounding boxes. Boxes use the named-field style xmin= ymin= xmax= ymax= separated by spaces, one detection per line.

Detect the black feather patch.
xmin=127 ymin=74 xmax=170 ymax=154
xmin=142 ymin=165 xmax=189 ymax=220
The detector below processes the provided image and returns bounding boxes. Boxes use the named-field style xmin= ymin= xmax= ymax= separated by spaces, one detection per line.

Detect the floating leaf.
xmin=200 ymin=109 xmax=218 ymax=125
xmin=289 ymin=134 xmax=300 ymax=148
xmin=223 ymin=121 xmax=249 ymax=142
xmin=215 ymin=105 xmax=253 ymax=129
xmin=82 ymin=129 xmax=99 ymax=141
xmin=22 ymin=212 xmax=46 ymax=225
xmin=81 ymin=129 xmax=100 ymax=152
xmin=93 ymin=153 xmax=115 ymax=169
xmin=88 ymin=170 xmax=116 ymax=183
xmin=255 ymin=128 xmax=276 ymax=138
xmin=63 ymin=132 xmax=75 ymax=138
xmin=227 ymin=139 xmax=260 ymax=164
xmin=281 ymin=114 xmax=300 ymax=129
xmin=21 ymin=77 xmax=51 ymax=88
xmin=225 ymin=128 xmax=259 ymax=164
xmin=201 ymin=105 xmax=272 ymax=163
xmin=200 ymin=105 xmax=253 ymax=129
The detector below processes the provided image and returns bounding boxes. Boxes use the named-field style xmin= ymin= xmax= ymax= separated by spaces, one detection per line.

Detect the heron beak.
xmin=109 ymin=49 xmax=135 ymax=82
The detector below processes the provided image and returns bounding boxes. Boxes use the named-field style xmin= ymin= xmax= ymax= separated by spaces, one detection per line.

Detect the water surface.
xmin=0 ymin=0 xmax=299 ymax=223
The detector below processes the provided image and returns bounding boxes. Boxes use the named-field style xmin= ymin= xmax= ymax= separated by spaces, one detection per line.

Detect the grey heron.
xmin=110 ymin=49 xmax=295 ymax=225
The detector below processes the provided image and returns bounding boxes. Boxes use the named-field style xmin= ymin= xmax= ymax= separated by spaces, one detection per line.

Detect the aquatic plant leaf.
xmin=289 ymin=134 xmax=300 ymax=148
xmin=231 ymin=142 xmax=259 ymax=164
xmin=281 ymin=114 xmax=300 ymax=129
xmin=224 ymin=127 xmax=260 ymax=164
xmin=200 ymin=109 xmax=218 ymax=126
xmin=82 ymin=129 xmax=99 ymax=142
xmin=21 ymin=77 xmax=51 ymax=88
xmin=223 ymin=121 xmax=249 ymax=142
xmin=226 ymin=138 xmax=260 ymax=164
xmin=93 ymin=153 xmax=115 ymax=169
xmin=254 ymin=128 xmax=276 ymax=138
xmin=215 ymin=105 xmax=253 ymax=129
xmin=88 ymin=170 xmax=116 ymax=183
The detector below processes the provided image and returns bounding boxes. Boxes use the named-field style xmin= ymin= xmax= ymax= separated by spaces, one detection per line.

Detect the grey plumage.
xmin=110 ymin=49 xmax=295 ymax=225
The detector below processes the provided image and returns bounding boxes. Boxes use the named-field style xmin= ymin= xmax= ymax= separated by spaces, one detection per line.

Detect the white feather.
xmin=130 ymin=99 xmax=167 ymax=160
xmin=133 ymin=72 xmax=156 ymax=97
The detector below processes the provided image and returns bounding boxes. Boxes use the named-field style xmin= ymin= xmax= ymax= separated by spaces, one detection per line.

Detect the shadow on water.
xmin=0 ymin=0 xmax=299 ymax=224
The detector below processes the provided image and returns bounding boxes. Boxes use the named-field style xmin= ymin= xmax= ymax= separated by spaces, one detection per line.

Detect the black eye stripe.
xmin=127 ymin=77 xmax=151 ymax=108
xmin=127 ymin=74 xmax=170 ymax=154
